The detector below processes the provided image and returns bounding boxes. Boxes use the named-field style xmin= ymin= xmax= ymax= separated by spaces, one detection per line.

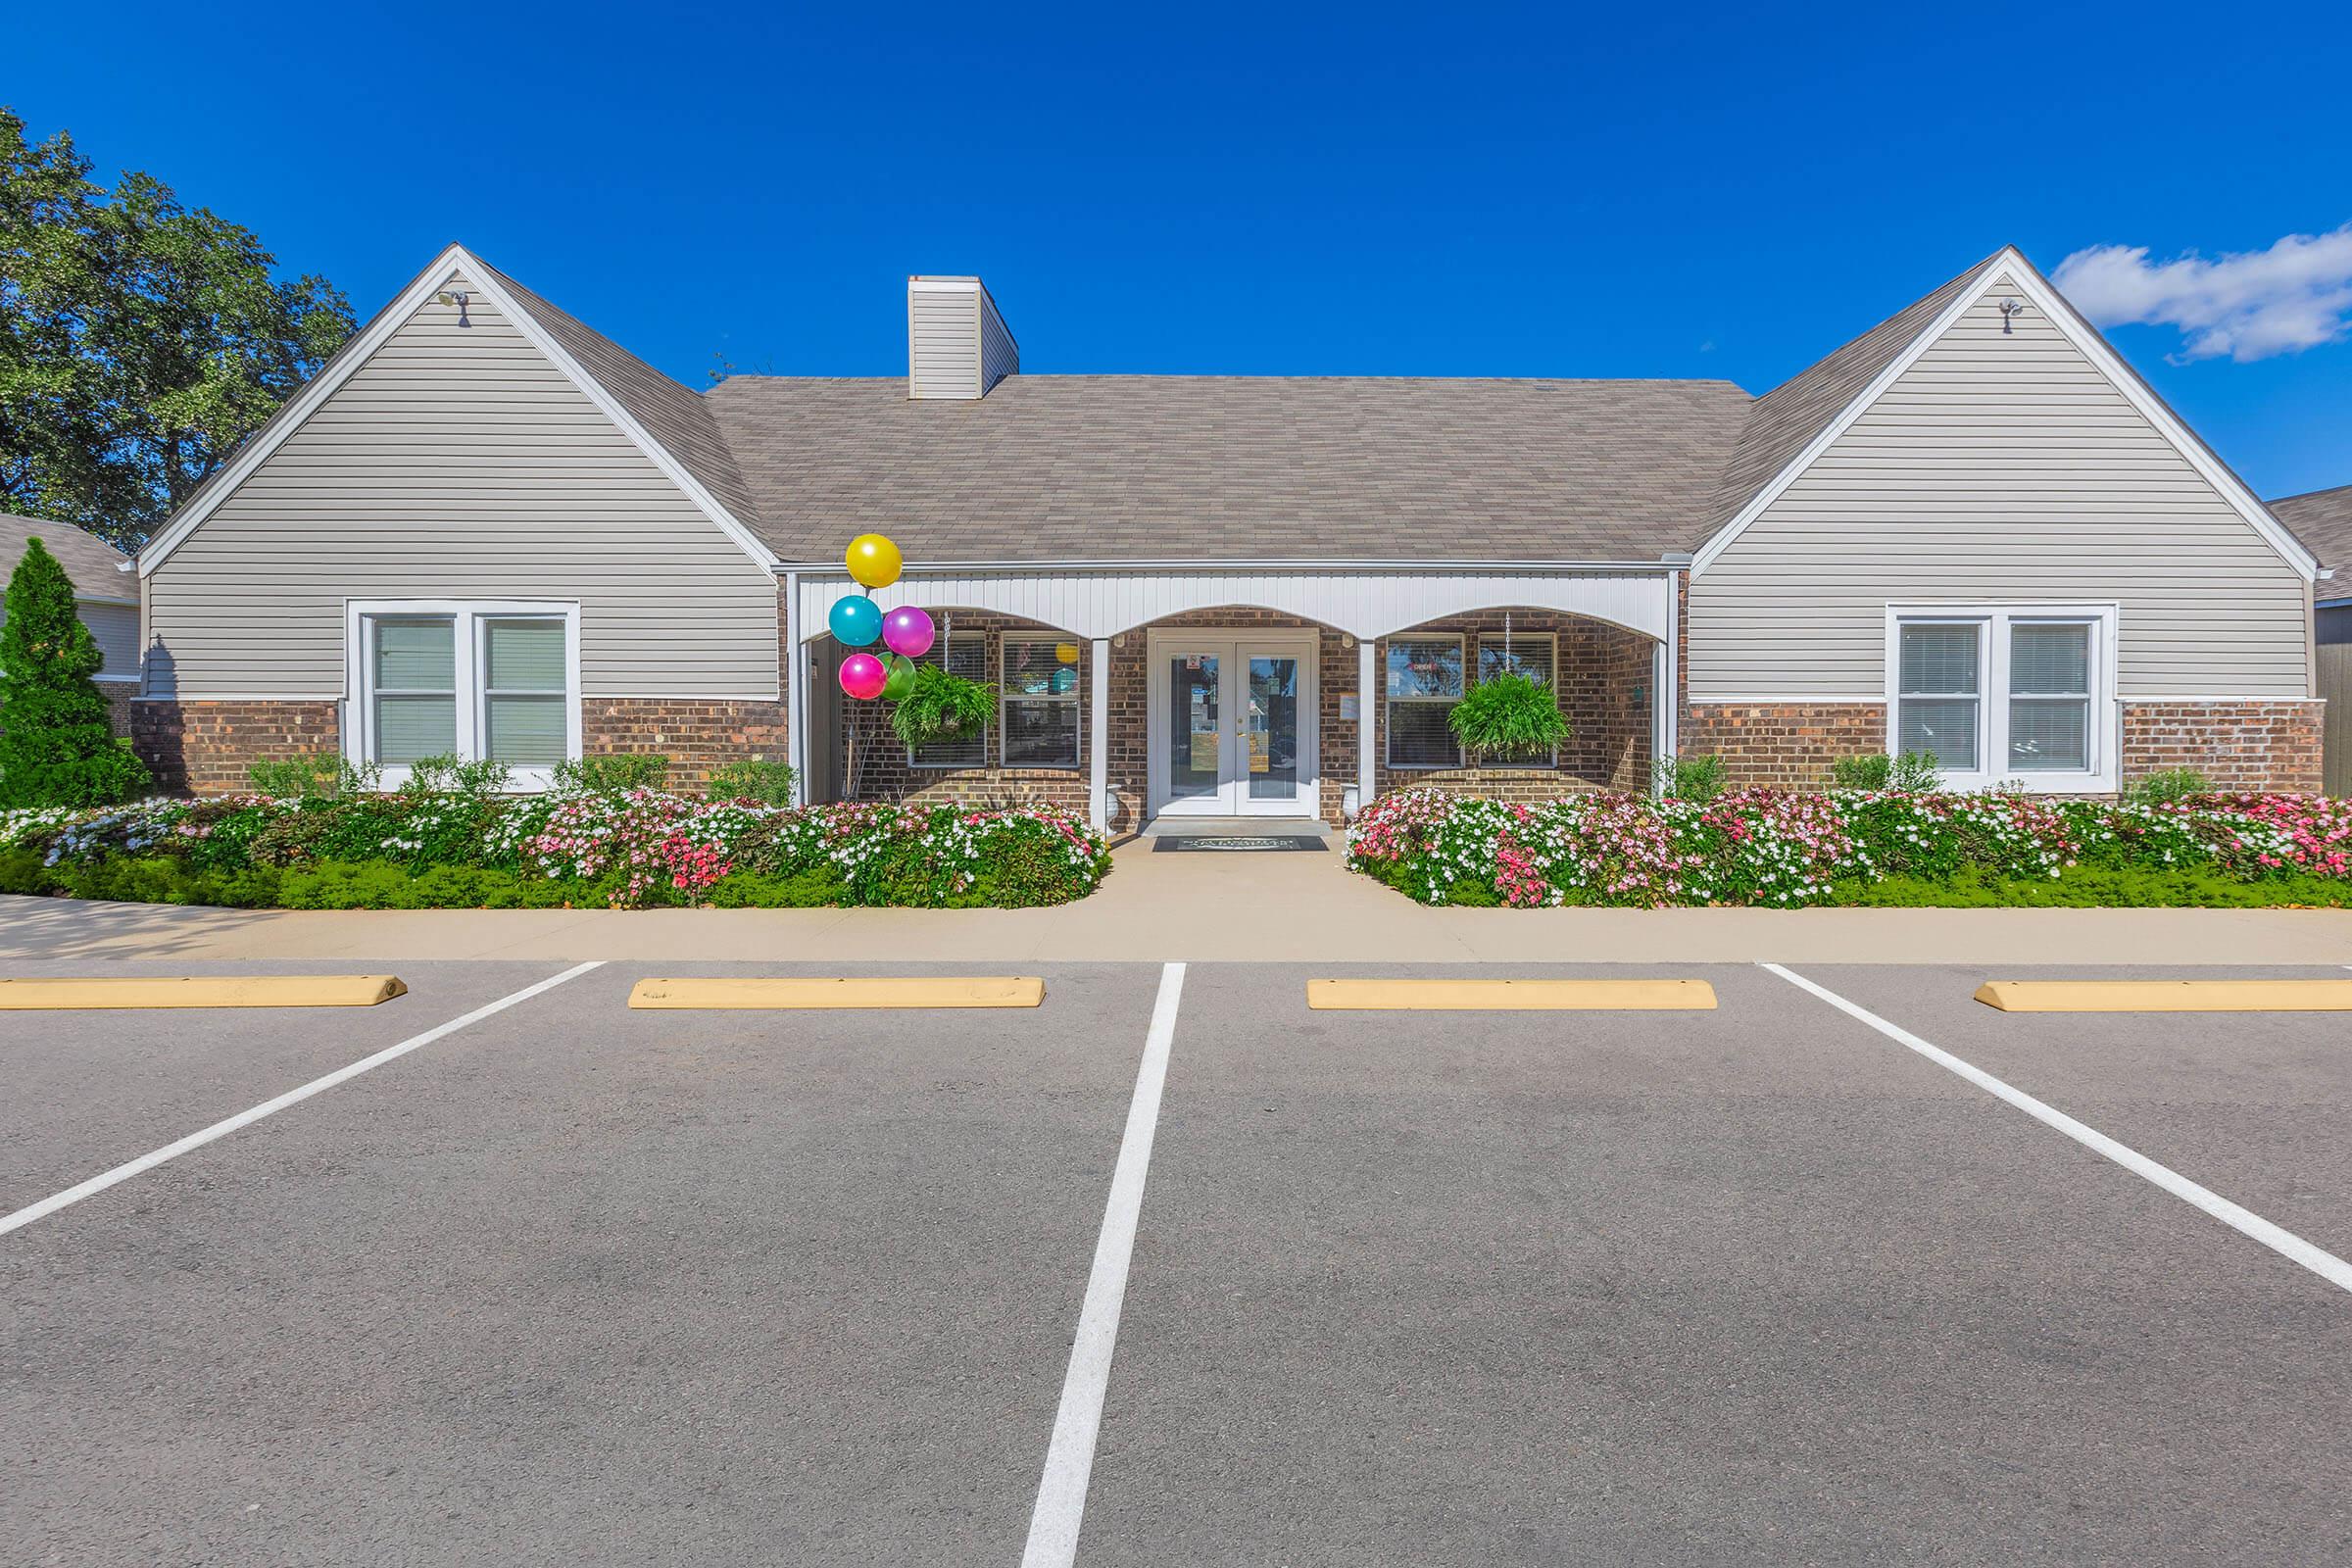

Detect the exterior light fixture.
xmin=435 ymin=290 xmax=472 ymax=327
xmin=1998 ymin=299 xmax=2025 ymax=334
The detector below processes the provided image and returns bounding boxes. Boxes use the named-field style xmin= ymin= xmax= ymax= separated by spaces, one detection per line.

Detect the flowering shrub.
xmin=1347 ymin=787 xmax=2352 ymax=908
xmin=0 ymin=782 xmax=1113 ymax=909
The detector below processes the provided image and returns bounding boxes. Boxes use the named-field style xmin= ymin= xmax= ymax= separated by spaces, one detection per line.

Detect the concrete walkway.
xmin=4 ymin=838 xmax=2350 ymax=965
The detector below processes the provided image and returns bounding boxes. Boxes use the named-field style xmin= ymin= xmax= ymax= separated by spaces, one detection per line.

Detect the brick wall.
xmin=134 ymin=696 xmax=791 ymax=796
xmin=580 ymin=699 xmax=788 ymax=790
xmin=1682 ymin=703 xmax=1887 ymax=788
xmin=1683 ymin=698 xmax=2326 ymax=794
xmin=2122 ymin=700 xmax=2323 ymax=793
xmin=100 ymin=682 xmax=133 ymax=738
xmin=132 ymin=700 xmax=341 ymax=795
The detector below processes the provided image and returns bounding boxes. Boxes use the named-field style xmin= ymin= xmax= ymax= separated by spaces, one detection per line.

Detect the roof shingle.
xmin=705 ymin=374 xmax=1754 ymax=564
xmin=0 ymin=513 xmax=134 ymax=601
xmin=2270 ymin=484 xmax=2352 ymax=598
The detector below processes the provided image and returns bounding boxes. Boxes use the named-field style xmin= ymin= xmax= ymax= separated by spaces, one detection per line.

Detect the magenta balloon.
xmin=881 ymin=606 xmax=936 ymax=660
xmin=839 ymin=652 xmax=888 ymax=701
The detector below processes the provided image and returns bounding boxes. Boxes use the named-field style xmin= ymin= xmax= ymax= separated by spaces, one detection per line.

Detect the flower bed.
xmin=1346 ymin=787 xmax=2352 ymax=908
xmin=0 ymin=790 xmax=1112 ymax=910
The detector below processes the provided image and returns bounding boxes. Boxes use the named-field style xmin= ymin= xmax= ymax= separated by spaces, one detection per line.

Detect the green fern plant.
xmin=890 ymin=663 xmax=998 ymax=753
xmin=1447 ymin=672 xmax=1569 ymax=765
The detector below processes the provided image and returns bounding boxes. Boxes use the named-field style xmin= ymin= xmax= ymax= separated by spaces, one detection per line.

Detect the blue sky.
xmin=13 ymin=0 xmax=2350 ymax=497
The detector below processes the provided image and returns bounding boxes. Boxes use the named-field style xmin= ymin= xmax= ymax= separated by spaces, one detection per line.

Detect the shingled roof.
xmin=2270 ymin=484 xmax=2352 ymax=599
xmin=1 ymin=513 xmax=134 ymax=600
xmin=706 ymin=374 xmax=1754 ymax=564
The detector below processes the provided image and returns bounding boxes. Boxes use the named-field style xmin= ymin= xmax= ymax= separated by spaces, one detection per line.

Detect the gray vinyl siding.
xmin=80 ymin=601 xmax=140 ymax=681
xmin=0 ymin=598 xmax=136 ymax=681
xmin=144 ymin=274 xmax=777 ymax=700
xmin=1689 ymin=273 xmax=2311 ymax=703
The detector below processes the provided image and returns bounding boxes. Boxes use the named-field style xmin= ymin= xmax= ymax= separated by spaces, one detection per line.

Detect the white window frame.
xmin=344 ymin=600 xmax=582 ymax=791
xmin=1884 ymin=604 xmax=2117 ymax=793
xmin=907 ymin=628 xmax=991 ymax=769
xmin=1385 ymin=633 xmax=1466 ymax=770
xmin=999 ymin=634 xmax=1083 ymax=770
xmin=1475 ymin=629 xmax=1562 ymax=768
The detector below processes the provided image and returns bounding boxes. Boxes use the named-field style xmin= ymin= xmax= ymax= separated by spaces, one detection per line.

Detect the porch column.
xmin=1356 ymin=636 xmax=1376 ymax=818
xmin=1650 ymin=629 xmax=1678 ymax=795
xmin=1088 ymin=638 xmax=1110 ymax=830
xmin=783 ymin=570 xmax=808 ymax=807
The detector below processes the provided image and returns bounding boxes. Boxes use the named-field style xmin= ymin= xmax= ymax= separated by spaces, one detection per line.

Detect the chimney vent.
xmin=906 ymin=276 xmax=1017 ymax=400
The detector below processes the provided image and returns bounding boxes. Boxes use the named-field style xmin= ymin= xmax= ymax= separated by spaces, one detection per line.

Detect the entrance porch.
xmin=789 ymin=566 xmax=1680 ymax=833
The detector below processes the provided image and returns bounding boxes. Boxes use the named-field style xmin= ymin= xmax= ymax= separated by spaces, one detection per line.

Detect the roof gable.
xmin=140 ymin=245 xmax=774 ymax=576
xmin=1692 ymin=247 xmax=2317 ymax=580
xmin=1705 ymin=254 xmax=1996 ymax=534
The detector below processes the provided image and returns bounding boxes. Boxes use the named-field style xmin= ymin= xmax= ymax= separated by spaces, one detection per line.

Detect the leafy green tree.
xmin=0 ymin=535 xmax=151 ymax=805
xmin=0 ymin=107 xmax=354 ymax=549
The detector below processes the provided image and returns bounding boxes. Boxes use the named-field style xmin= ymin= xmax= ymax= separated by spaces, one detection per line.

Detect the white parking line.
xmin=1022 ymin=960 xmax=1187 ymax=1568
xmin=0 ymin=960 xmax=605 ymax=1238
xmin=1764 ymin=962 xmax=2352 ymax=1297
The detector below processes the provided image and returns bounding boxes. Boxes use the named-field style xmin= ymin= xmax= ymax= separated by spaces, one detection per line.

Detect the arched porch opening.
xmin=803 ymin=607 xmax=1093 ymax=814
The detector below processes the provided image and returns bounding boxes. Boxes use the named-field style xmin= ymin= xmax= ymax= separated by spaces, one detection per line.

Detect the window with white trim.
xmin=1001 ymin=635 xmax=1081 ymax=768
xmin=1475 ymin=631 xmax=1560 ymax=766
xmin=350 ymin=603 xmax=579 ymax=788
xmin=1886 ymin=607 xmax=2115 ymax=791
xmin=1895 ymin=621 xmax=1981 ymax=771
xmin=1386 ymin=635 xmax=1464 ymax=768
xmin=908 ymin=630 xmax=989 ymax=768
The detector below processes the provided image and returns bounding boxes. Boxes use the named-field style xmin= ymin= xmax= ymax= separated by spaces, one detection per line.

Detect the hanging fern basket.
xmin=889 ymin=662 xmax=998 ymax=752
xmin=1448 ymin=671 xmax=1569 ymax=764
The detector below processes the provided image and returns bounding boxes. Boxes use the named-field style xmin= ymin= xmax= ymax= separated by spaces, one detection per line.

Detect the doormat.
xmin=1152 ymin=835 xmax=1328 ymax=853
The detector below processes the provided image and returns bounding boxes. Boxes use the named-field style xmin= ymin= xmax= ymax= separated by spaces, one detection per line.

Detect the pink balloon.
xmin=839 ymin=652 xmax=888 ymax=701
xmin=882 ymin=605 xmax=936 ymax=660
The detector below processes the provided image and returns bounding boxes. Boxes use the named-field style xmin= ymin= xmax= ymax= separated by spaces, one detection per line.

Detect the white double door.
xmin=1147 ymin=631 xmax=1319 ymax=818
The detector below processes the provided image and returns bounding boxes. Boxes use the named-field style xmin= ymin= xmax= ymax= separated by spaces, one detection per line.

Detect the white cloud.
xmin=2052 ymin=224 xmax=2352 ymax=364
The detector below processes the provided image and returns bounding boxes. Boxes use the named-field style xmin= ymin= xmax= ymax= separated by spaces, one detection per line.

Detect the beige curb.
xmin=628 ymin=976 xmax=1047 ymax=1009
xmin=1975 ymin=979 xmax=2352 ymax=1012
xmin=0 ymin=975 xmax=408 ymax=1009
xmin=1306 ymin=978 xmax=1717 ymax=1010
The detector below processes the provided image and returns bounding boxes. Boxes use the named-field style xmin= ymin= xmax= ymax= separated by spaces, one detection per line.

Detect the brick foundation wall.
xmin=1682 ymin=703 xmax=1887 ymax=788
xmin=100 ymin=682 xmax=134 ymax=738
xmin=132 ymin=700 xmax=341 ymax=795
xmin=1682 ymin=698 xmax=2326 ymax=794
xmin=134 ymin=696 xmax=791 ymax=797
xmin=580 ymin=699 xmax=788 ymax=791
xmin=2122 ymin=700 xmax=2323 ymax=794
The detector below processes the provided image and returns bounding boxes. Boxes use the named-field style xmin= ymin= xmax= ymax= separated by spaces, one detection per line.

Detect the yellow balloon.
xmin=1054 ymin=642 xmax=1080 ymax=664
xmin=846 ymin=533 xmax=903 ymax=589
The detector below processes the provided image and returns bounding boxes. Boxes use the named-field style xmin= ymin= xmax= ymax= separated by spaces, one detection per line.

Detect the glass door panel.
xmin=1246 ymin=655 xmax=1300 ymax=807
xmin=1165 ymin=654 xmax=1221 ymax=807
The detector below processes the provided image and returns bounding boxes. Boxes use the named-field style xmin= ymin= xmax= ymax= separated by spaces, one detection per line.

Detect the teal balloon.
xmin=1049 ymin=666 xmax=1078 ymax=695
xmin=880 ymin=653 xmax=916 ymax=702
xmin=829 ymin=594 xmax=882 ymax=647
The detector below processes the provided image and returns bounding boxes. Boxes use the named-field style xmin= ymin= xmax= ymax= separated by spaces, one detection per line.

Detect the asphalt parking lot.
xmin=5 ymin=959 xmax=2350 ymax=1565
